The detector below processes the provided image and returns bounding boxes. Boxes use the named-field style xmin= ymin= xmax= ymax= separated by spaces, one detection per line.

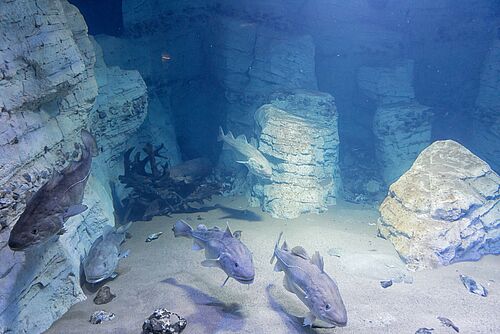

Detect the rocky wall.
xmin=473 ymin=38 xmax=500 ymax=173
xmin=0 ymin=1 xmax=148 ymax=333
xmin=358 ymin=61 xmax=433 ymax=186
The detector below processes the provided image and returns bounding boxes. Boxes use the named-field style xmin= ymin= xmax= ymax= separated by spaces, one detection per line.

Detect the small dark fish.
xmin=415 ymin=328 xmax=434 ymax=334
xmin=8 ymin=130 xmax=98 ymax=251
xmin=437 ymin=316 xmax=459 ymax=332
xmin=459 ymin=274 xmax=488 ymax=297
xmin=172 ymin=220 xmax=254 ymax=286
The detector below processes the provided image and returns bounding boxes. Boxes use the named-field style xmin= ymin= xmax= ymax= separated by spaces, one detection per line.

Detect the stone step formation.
xmin=251 ymin=90 xmax=340 ymax=219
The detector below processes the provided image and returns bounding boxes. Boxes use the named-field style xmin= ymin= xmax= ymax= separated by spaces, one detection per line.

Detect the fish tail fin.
xmin=173 ymin=220 xmax=193 ymax=238
xmin=81 ymin=129 xmax=98 ymax=157
xmin=270 ymin=232 xmax=283 ymax=264
xmin=217 ymin=126 xmax=225 ymax=142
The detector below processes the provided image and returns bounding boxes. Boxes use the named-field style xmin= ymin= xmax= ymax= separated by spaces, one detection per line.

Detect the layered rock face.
xmin=358 ymin=61 xmax=433 ymax=185
xmin=378 ymin=140 xmax=500 ymax=271
xmin=0 ymin=1 xmax=148 ymax=333
xmin=252 ymin=91 xmax=339 ymax=219
xmin=473 ymin=39 xmax=500 ymax=173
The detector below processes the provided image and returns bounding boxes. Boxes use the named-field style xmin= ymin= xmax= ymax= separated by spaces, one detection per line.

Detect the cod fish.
xmin=172 ymin=220 xmax=254 ymax=285
xmin=8 ymin=130 xmax=98 ymax=251
xmin=271 ymin=233 xmax=347 ymax=328
xmin=217 ymin=127 xmax=272 ymax=179
xmin=84 ymin=224 xmax=131 ymax=284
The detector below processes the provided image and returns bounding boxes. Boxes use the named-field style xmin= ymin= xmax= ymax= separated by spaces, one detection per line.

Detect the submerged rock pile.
xmin=252 ymin=90 xmax=340 ymax=219
xmin=142 ymin=308 xmax=187 ymax=334
xmin=378 ymin=140 xmax=500 ymax=270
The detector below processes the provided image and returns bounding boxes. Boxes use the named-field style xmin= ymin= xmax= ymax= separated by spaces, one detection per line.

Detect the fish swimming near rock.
xmin=83 ymin=223 xmax=131 ymax=284
xmin=217 ymin=127 xmax=273 ymax=179
xmin=8 ymin=129 xmax=98 ymax=251
xmin=270 ymin=233 xmax=347 ymax=328
xmin=172 ymin=220 xmax=254 ymax=286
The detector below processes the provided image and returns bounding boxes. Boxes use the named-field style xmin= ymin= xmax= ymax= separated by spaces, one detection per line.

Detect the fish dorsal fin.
xmin=250 ymin=137 xmax=258 ymax=148
xmin=311 ymin=251 xmax=324 ymax=272
xmin=291 ymin=246 xmax=309 ymax=260
xmin=281 ymin=240 xmax=289 ymax=251
xmin=227 ymin=130 xmax=235 ymax=140
xmin=236 ymin=134 xmax=248 ymax=144
xmin=224 ymin=224 xmax=233 ymax=238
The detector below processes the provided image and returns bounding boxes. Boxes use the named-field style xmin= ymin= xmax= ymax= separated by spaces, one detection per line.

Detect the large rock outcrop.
xmin=378 ymin=140 xmax=500 ymax=271
xmin=0 ymin=1 xmax=148 ymax=333
xmin=358 ymin=61 xmax=433 ymax=186
xmin=252 ymin=90 xmax=339 ymax=219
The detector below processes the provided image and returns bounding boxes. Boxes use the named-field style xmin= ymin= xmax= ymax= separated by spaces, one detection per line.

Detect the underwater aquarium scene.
xmin=1 ymin=0 xmax=500 ymax=333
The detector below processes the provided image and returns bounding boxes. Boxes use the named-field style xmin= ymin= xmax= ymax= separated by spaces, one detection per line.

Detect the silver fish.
xmin=83 ymin=224 xmax=131 ymax=284
xmin=217 ymin=127 xmax=273 ymax=179
xmin=271 ymin=233 xmax=347 ymax=328
xmin=8 ymin=129 xmax=98 ymax=251
xmin=172 ymin=220 xmax=254 ymax=285
xmin=145 ymin=232 xmax=163 ymax=242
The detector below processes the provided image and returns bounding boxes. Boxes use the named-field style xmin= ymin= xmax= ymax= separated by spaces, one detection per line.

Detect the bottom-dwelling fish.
xmin=271 ymin=233 xmax=347 ymax=328
xmin=172 ymin=220 xmax=254 ymax=286
xmin=83 ymin=224 xmax=131 ymax=284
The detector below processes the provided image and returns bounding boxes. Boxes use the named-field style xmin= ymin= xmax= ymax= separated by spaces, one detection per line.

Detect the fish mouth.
xmin=85 ymin=276 xmax=107 ymax=284
xmin=233 ymin=276 xmax=254 ymax=284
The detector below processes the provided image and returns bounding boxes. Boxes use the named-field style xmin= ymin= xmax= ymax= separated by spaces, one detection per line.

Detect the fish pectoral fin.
xmin=64 ymin=204 xmax=88 ymax=218
xmin=273 ymin=261 xmax=284 ymax=272
xmin=119 ymin=249 xmax=130 ymax=259
xmin=201 ymin=259 xmax=220 ymax=268
xmin=283 ymin=276 xmax=296 ymax=294
xmin=235 ymin=160 xmax=249 ymax=165
xmin=303 ymin=313 xmax=316 ymax=327
xmin=192 ymin=242 xmax=204 ymax=251
xmin=57 ymin=227 xmax=67 ymax=236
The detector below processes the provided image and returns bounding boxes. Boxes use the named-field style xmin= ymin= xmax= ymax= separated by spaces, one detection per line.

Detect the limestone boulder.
xmin=378 ymin=140 xmax=500 ymax=270
xmin=252 ymin=90 xmax=340 ymax=219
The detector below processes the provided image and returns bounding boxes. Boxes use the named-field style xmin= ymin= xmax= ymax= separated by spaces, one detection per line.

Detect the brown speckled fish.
xmin=8 ymin=129 xmax=98 ymax=251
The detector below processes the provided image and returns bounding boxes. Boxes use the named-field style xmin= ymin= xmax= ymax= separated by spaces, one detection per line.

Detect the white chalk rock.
xmin=378 ymin=140 xmax=500 ymax=270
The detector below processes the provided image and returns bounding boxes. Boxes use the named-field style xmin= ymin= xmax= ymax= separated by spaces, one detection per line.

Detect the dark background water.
xmin=69 ymin=0 xmax=500 ymax=201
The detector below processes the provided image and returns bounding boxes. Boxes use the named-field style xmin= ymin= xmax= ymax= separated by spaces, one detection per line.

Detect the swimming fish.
xmin=83 ymin=224 xmax=131 ymax=284
xmin=172 ymin=220 xmax=254 ymax=285
xmin=8 ymin=129 xmax=98 ymax=251
xmin=437 ymin=316 xmax=459 ymax=333
xmin=217 ymin=127 xmax=273 ymax=179
xmin=270 ymin=233 xmax=347 ymax=328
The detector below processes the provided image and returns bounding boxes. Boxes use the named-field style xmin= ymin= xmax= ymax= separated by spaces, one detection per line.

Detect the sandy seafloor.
xmin=47 ymin=195 xmax=500 ymax=334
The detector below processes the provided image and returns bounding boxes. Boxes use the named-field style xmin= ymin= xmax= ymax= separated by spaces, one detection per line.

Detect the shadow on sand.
xmin=215 ymin=204 xmax=262 ymax=222
xmin=162 ymin=277 xmax=246 ymax=332
xmin=266 ymin=284 xmax=335 ymax=333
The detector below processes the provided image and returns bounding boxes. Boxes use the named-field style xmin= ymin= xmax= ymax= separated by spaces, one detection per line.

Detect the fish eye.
xmin=31 ymin=228 xmax=38 ymax=235
xmin=234 ymin=262 xmax=239 ymax=267
xmin=325 ymin=304 xmax=331 ymax=311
